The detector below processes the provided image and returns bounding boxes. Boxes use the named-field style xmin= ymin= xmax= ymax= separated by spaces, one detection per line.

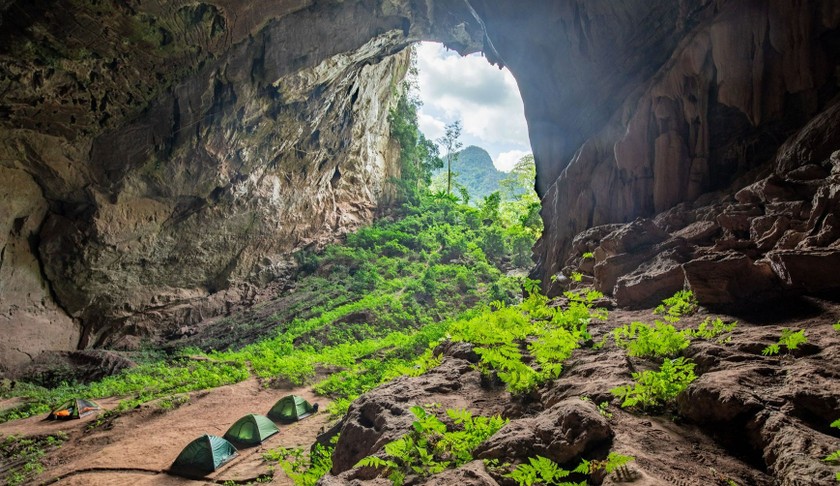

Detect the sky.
xmin=414 ymin=42 xmax=531 ymax=172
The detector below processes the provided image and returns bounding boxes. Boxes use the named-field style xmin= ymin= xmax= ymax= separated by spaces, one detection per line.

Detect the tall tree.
xmin=437 ymin=121 xmax=463 ymax=195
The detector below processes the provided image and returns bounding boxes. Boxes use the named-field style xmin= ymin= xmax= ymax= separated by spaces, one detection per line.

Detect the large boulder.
xmin=474 ymin=398 xmax=612 ymax=465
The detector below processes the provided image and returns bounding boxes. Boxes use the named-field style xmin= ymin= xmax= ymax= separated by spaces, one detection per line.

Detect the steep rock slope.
xmin=506 ymin=1 xmax=840 ymax=303
xmin=0 ymin=1 xmax=418 ymax=368
xmin=319 ymin=300 xmax=840 ymax=485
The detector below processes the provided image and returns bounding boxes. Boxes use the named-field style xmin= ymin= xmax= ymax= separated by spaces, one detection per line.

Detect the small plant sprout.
xmin=654 ymin=290 xmax=698 ymax=322
xmin=833 ymin=321 xmax=840 ymax=332
xmin=581 ymin=252 xmax=594 ymax=259
xmin=574 ymin=452 xmax=635 ymax=480
xmin=762 ymin=328 xmax=808 ymax=356
xmin=570 ymin=272 xmax=583 ymax=283
xmin=597 ymin=401 xmax=613 ymax=419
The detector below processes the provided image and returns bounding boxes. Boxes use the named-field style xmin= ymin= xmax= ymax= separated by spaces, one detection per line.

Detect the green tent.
xmin=224 ymin=414 xmax=279 ymax=447
xmin=267 ymin=395 xmax=317 ymax=422
xmin=48 ymin=398 xmax=101 ymax=420
xmin=170 ymin=434 xmax=238 ymax=476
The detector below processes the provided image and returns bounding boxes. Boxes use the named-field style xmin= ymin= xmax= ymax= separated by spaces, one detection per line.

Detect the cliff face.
xmin=508 ymin=0 xmax=840 ymax=304
xmin=2 ymin=0 xmax=840 ymax=369
xmin=0 ymin=1 xmax=417 ymax=368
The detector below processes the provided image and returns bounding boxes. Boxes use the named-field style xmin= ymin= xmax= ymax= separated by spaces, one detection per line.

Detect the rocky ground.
xmin=319 ymin=297 xmax=840 ymax=486
xmin=1 ymin=295 xmax=838 ymax=485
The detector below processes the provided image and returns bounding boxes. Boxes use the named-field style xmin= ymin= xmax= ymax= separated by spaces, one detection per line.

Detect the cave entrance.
xmin=413 ymin=41 xmax=535 ymax=205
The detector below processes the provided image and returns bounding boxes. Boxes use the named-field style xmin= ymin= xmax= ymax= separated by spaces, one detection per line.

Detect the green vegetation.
xmin=833 ymin=321 xmax=840 ymax=333
xmin=688 ymin=317 xmax=737 ymax=342
xmin=0 ymin=433 xmax=67 ymax=486
xmin=607 ymin=315 xmax=736 ymax=359
xmin=823 ymin=419 xmax=840 ymax=482
xmin=356 ymin=405 xmax=507 ymax=485
xmin=506 ymin=456 xmax=584 ymax=486
xmin=610 ymin=357 xmax=696 ymax=410
xmin=505 ymin=452 xmax=635 ymax=486
xmin=0 ymin=358 xmax=249 ymax=423
xmin=431 ymin=145 xmax=505 ymax=200
xmin=263 ymin=442 xmax=334 ymax=486
xmin=438 ymin=121 xmax=463 ymax=195
xmin=654 ymin=290 xmax=698 ymax=322
xmin=762 ymin=328 xmax=808 ymax=356
xmin=611 ymin=321 xmax=690 ymax=359
xmin=449 ymin=287 xmax=604 ymax=394
xmin=388 ymin=59 xmax=443 ymax=199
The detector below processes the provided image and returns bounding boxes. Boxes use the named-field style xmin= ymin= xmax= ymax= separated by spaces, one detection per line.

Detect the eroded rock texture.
xmin=317 ymin=312 xmax=840 ymax=485
xmin=527 ymin=1 xmax=840 ymax=304
xmin=0 ymin=1 xmax=421 ymax=368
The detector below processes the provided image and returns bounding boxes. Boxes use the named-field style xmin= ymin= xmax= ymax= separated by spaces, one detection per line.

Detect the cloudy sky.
xmin=415 ymin=42 xmax=531 ymax=172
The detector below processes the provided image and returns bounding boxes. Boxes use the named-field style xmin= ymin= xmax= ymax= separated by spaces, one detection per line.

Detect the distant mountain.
xmin=434 ymin=145 xmax=507 ymax=201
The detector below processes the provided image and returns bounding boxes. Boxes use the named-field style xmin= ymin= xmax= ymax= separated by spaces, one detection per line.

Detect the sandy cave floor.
xmin=0 ymin=379 xmax=332 ymax=485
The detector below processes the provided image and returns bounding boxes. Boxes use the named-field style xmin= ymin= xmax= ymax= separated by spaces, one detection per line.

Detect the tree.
xmin=499 ymin=154 xmax=536 ymax=201
xmin=437 ymin=121 xmax=463 ymax=195
xmin=388 ymin=50 xmax=443 ymax=200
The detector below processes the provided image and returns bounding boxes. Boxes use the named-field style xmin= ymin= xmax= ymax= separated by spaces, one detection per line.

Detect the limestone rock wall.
xmin=508 ymin=0 xmax=840 ymax=300
xmin=0 ymin=1 xmax=416 ymax=369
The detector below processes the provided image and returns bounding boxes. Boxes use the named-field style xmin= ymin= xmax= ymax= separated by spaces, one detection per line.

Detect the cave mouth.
xmin=414 ymin=41 xmax=533 ymax=183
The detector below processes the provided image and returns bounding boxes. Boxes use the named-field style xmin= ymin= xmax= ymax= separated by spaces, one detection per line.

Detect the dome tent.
xmin=267 ymin=395 xmax=317 ymax=422
xmin=224 ymin=414 xmax=279 ymax=447
xmin=47 ymin=398 xmax=101 ymax=420
xmin=170 ymin=434 xmax=238 ymax=477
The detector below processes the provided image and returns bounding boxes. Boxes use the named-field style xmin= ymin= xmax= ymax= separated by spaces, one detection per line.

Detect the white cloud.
xmin=494 ymin=150 xmax=531 ymax=172
xmin=417 ymin=112 xmax=445 ymax=141
xmin=414 ymin=42 xmax=530 ymax=155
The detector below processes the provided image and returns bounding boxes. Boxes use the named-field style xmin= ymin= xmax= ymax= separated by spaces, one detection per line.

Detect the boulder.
xmin=327 ymin=358 xmax=481 ymax=474
xmin=474 ymin=398 xmax=612 ymax=465
xmin=613 ymin=252 xmax=686 ymax=308
xmin=683 ymin=252 xmax=779 ymax=305
xmin=767 ymin=249 xmax=840 ymax=293
xmin=417 ymin=461 xmax=500 ymax=486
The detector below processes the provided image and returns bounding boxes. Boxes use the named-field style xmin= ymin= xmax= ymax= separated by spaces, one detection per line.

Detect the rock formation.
xmin=2 ymin=1 xmax=839 ymax=368
xmin=528 ymin=1 xmax=840 ymax=305
xmin=0 ymin=1 xmax=419 ymax=369
xmin=317 ymin=309 xmax=840 ymax=485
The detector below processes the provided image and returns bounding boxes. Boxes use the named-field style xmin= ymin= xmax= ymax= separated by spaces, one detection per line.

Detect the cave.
xmin=1 ymin=0 xmax=839 ymax=366
xmin=2 ymin=1 xmax=840 ymax=483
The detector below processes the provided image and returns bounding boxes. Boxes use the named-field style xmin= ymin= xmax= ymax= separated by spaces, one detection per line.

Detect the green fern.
xmin=824 ymin=419 xmax=840 ymax=479
xmin=356 ymin=406 xmax=507 ymax=484
xmin=654 ymin=290 xmax=698 ymax=321
xmin=611 ymin=357 xmax=696 ymax=409
xmin=611 ymin=321 xmax=689 ymax=358
xmin=762 ymin=329 xmax=808 ymax=356
xmin=505 ymin=456 xmax=580 ymax=486
xmin=689 ymin=317 xmax=737 ymax=342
